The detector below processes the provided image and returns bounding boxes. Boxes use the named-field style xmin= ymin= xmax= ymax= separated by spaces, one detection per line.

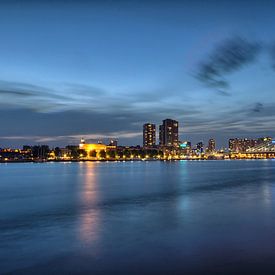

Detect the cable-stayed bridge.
xmin=244 ymin=140 xmax=275 ymax=158
xmin=246 ymin=140 xmax=275 ymax=153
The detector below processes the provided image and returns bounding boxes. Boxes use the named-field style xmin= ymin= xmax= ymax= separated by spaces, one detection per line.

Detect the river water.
xmin=1 ymin=160 xmax=275 ymax=274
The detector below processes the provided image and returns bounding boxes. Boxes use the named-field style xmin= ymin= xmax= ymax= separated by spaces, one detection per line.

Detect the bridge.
xmin=246 ymin=140 xmax=275 ymax=153
xmin=244 ymin=140 xmax=275 ymax=158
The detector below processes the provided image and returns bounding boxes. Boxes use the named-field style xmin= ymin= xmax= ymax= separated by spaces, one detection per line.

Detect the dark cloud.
xmin=197 ymin=37 xmax=262 ymax=92
xmin=0 ymin=81 xmax=53 ymax=94
xmin=252 ymin=102 xmax=263 ymax=113
xmin=247 ymin=102 xmax=275 ymax=118
xmin=0 ymin=81 xmax=66 ymax=102
xmin=0 ymin=89 xmax=34 ymax=97
xmin=0 ymin=80 xmax=109 ymax=112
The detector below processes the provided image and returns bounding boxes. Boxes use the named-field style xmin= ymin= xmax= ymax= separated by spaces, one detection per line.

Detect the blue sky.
xmin=1 ymin=0 xmax=275 ymax=148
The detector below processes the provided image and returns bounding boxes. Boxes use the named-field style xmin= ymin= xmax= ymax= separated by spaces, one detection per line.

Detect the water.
xmin=1 ymin=160 xmax=275 ymax=274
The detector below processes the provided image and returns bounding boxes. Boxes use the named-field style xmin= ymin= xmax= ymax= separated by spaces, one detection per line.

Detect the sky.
xmin=1 ymin=0 xmax=275 ymax=148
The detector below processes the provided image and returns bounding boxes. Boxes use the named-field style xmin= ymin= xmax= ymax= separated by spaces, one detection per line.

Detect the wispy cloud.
xmin=251 ymin=102 xmax=264 ymax=113
xmin=0 ymin=80 xmax=112 ymax=112
xmin=0 ymin=79 xmax=199 ymax=117
xmin=196 ymin=36 xmax=262 ymax=93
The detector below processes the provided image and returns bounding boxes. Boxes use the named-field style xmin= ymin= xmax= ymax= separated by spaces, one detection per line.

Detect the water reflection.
xmin=78 ymin=162 xmax=101 ymax=245
xmin=176 ymin=161 xmax=191 ymax=212
xmin=3 ymin=161 xmax=275 ymax=274
xmin=262 ymin=183 xmax=272 ymax=208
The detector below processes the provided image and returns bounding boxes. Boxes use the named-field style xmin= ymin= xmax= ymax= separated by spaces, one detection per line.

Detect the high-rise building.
xmin=159 ymin=119 xmax=179 ymax=147
xmin=159 ymin=125 xmax=164 ymax=146
xmin=208 ymin=139 xmax=216 ymax=152
xmin=143 ymin=123 xmax=156 ymax=147
xmin=229 ymin=138 xmax=236 ymax=152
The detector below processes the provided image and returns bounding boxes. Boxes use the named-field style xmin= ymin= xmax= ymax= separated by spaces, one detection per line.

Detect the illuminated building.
xmin=109 ymin=139 xmax=118 ymax=147
xmin=229 ymin=138 xmax=236 ymax=152
xmin=180 ymin=141 xmax=191 ymax=148
xmin=208 ymin=139 xmax=216 ymax=152
xmin=79 ymin=138 xmax=107 ymax=157
xmin=159 ymin=119 xmax=179 ymax=147
xmin=143 ymin=123 xmax=156 ymax=147
xmin=60 ymin=148 xmax=71 ymax=158
xmin=228 ymin=138 xmax=258 ymax=153
xmin=179 ymin=141 xmax=191 ymax=155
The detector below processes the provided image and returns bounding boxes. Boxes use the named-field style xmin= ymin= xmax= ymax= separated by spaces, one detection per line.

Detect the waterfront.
xmin=1 ymin=160 xmax=275 ymax=274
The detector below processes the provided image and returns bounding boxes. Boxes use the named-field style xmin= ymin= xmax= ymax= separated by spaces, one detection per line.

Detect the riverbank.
xmin=1 ymin=157 xmax=274 ymax=163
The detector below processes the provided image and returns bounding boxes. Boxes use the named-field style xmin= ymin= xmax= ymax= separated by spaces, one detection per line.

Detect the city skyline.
xmin=1 ymin=1 xmax=275 ymax=148
xmin=2 ymin=133 xmax=275 ymax=163
xmin=3 ymin=2 xmax=275 ymax=274
xmin=1 ymin=115 xmax=273 ymax=151
xmin=0 ymin=114 xmax=274 ymax=149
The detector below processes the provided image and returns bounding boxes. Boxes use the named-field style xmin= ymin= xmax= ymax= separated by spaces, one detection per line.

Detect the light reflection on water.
xmin=1 ymin=160 xmax=275 ymax=274
xmin=77 ymin=162 xmax=101 ymax=245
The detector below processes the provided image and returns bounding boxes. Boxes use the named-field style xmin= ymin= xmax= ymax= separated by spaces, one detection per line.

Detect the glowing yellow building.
xmin=79 ymin=139 xmax=107 ymax=154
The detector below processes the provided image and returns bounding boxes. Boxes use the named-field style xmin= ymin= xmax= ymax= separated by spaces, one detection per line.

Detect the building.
xmin=60 ymin=148 xmax=71 ymax=158
xmin=109 ymin=139 xmax=118 ymax=147
xmin=159 ymin=125 xmax=164 ymax=145
xmin=79 ymin=138 xmax=107 ymax=157
xmin=180 ymin=141 xmax=191 ymax=149
xmin=143 ymin=123 xmax=156 ymax=147
xmin=208 ymin=139 xmax=216 ymax=152
xmin=179 ymin=141 xmax=191 ymax=155
xmin=229 ymin=138 xmax=237 ymax=152
xmin=228 ymin=138 xmax=258 ymax=153
xmin=196 ymin=142 xmax=204 ymax=154
xmin=159 ymin=119 xmax=179 ymax=147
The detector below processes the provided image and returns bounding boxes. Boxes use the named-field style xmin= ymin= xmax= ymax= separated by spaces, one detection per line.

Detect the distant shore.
xmin=1 ymin=158 xmax=274 ymax=163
